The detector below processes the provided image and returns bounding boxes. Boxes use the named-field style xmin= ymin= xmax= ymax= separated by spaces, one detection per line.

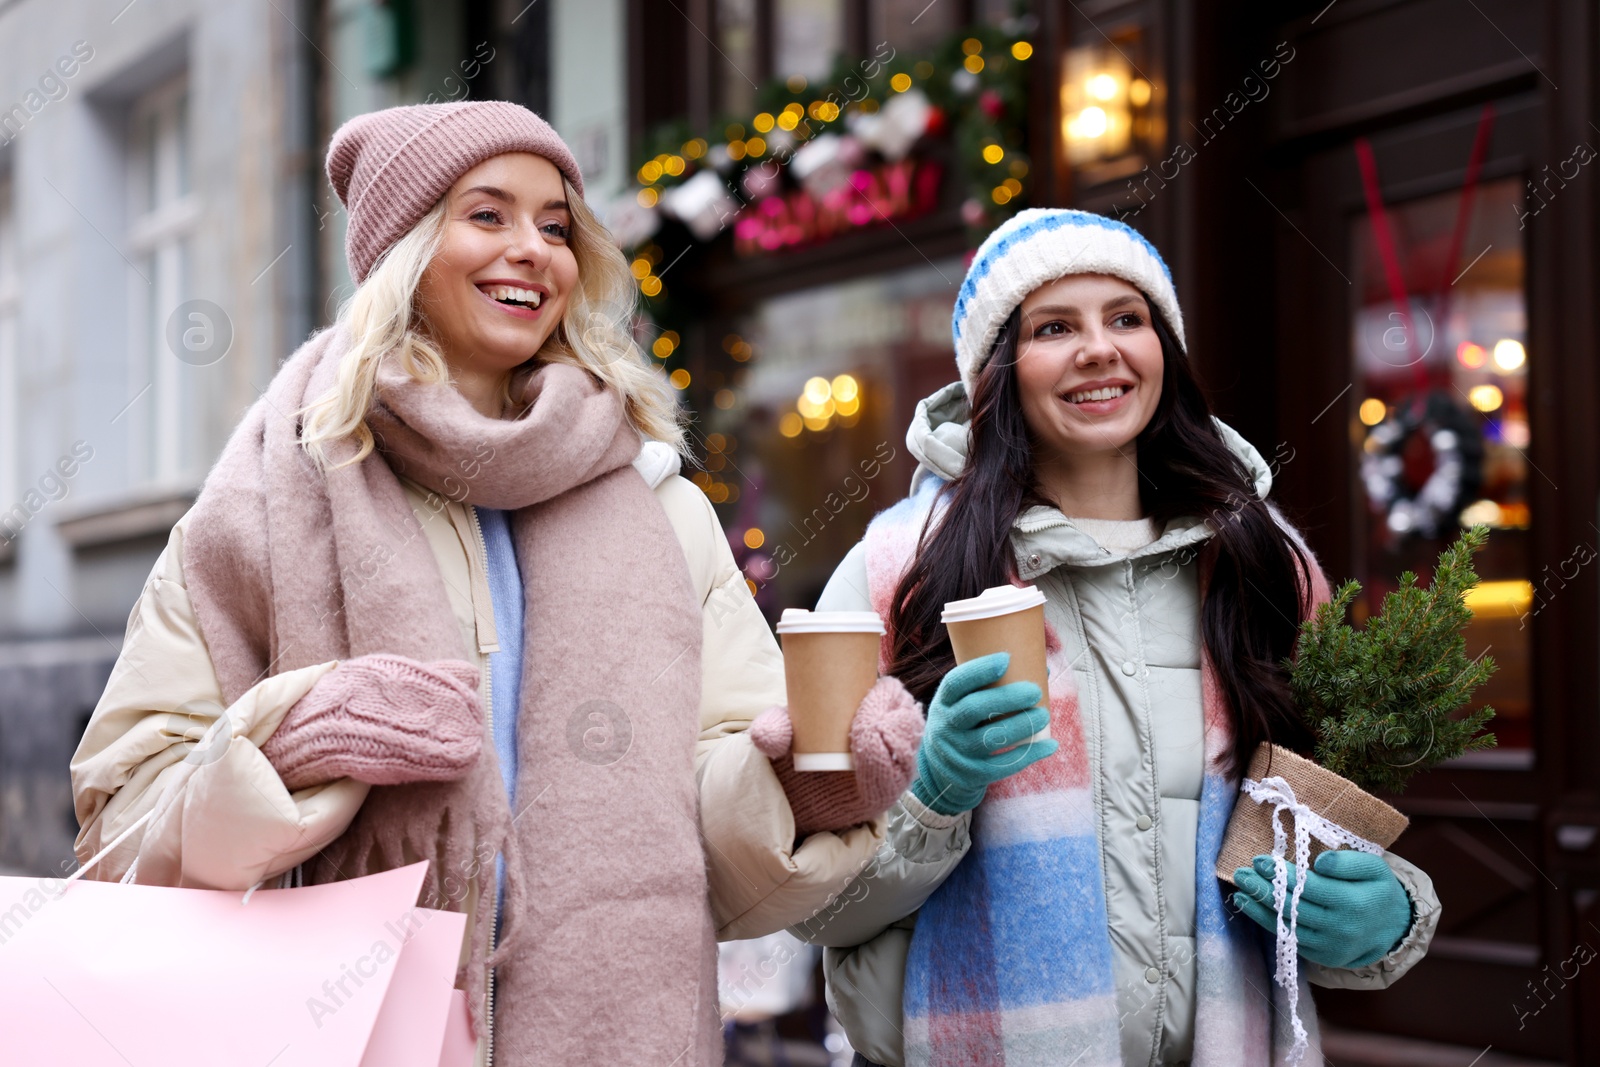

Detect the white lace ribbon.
xmin=1239 ymin=775 xmax=1384 ymax=1065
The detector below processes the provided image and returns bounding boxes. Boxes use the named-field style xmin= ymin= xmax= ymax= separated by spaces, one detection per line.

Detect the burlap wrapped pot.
xmin=1215 ymin=743 xmax=1410 ymax=886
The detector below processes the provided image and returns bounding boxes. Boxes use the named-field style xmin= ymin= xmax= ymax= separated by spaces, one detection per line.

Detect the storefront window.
xmin=1349 ymin=176 xmax=1532 ymax=752
xmin=775 ymin=0 xmax=844 ymax=83
xmin=869 ymin=0 xmax=959 ymax=53
xmin=716 ymin=0 xmax=760 ymax=119
xmin=694 ymin=258 xmax=963 ymax=618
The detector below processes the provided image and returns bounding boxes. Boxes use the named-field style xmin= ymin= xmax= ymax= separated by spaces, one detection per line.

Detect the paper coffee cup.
xmin=941 ymin=585 xmax=1051 ymax=744
xmin=776 ymin=609 xmax=885 ymax=771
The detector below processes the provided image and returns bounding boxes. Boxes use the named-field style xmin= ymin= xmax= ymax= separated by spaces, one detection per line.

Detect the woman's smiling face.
xmin=415 ymin=152 xmax=578 ymax=375
xmin=1014 ymin=273 xmax=1165 ymax=462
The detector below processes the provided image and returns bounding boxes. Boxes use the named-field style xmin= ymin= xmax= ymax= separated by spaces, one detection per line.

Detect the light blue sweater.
xmin=474 ymin=507 xmax=524 ymax=934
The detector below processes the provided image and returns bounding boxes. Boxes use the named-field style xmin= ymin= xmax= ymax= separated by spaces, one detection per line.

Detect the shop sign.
xmin=733 ymin=159 xmax=942 ymax=256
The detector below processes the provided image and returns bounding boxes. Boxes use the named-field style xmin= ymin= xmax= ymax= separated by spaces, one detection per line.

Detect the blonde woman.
xmin=70 ymin=102 xmax=923 ymax=1066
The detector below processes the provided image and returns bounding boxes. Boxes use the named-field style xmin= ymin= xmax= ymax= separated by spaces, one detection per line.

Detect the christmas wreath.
xmin=1359 ymin=390 xmax=1484 ymax=538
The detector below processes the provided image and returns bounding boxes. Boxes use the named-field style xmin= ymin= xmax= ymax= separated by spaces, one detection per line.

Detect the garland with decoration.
xmin=605 ymin=16 xmax=1038 ymax=295
xmin=601 ymin=16 xmax=1036 ymax=515
xmin=1360 ymin=390 xmax=1485 ymax=539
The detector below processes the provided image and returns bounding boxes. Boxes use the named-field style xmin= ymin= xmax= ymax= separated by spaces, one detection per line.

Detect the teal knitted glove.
xmin=1232 ymin=850 xmax=1413 ymax=969
xmin=909 ymin=652 xmax=1058 ymax=816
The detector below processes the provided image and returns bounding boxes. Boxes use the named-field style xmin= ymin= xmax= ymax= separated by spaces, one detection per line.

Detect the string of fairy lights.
xmin=622 ymin=23 xmax=1037 ymax=310
xmin=620 ymin=22 xmax=1038 ymax=513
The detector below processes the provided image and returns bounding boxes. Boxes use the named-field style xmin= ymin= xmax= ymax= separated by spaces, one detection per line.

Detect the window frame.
xmin=123 ymin=73 xmax=198 ymax=489
xmin=0 ymin=171 xmax=18 ymax=526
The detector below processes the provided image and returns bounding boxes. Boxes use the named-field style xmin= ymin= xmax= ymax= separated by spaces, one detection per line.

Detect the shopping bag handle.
xmin=63 ymin=799 xmax=267 ymax=903
xmin=65 ymin=806 xmax=156 ymax=886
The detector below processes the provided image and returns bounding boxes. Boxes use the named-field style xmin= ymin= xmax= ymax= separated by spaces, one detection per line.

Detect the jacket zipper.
xmin=1015 ymin=514 xmax=1092 ymax=538
xmin=465 ymin=503 xmax=498 ymax=1067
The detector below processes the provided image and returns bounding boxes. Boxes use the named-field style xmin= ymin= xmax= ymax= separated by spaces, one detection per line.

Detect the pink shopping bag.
xmin=0 ymin=859 xmax=474 ymax=1067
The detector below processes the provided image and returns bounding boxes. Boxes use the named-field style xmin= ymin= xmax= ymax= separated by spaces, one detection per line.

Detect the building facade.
xmin=0 ymin=0 xmax=324 ymax=876
xmin=0 ymin=0 xmax=629 ymax=874
xmin=3 ymin=0 xmax=1598 ymax=1060
xmin=622 ymin=0 xmax=1600 ymax=1061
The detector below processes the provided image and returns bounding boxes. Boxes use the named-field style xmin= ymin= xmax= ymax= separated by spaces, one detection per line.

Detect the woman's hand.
xmin=909 ymin=652 xmax=1057 ymax=816
xmin=749 ymin=677 xmax=924 ymax=837
xmin=261 ymin=653 xmax=485 ymax=791
xmin=1232 ymin=850 xmax=1413 ymax=969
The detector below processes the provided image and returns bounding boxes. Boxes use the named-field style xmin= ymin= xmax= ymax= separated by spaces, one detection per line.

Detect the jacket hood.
xmin=903 ymin=381 xmax=1275 ymax=571
xmin=633 ymin=439 xmax=682 ymax=490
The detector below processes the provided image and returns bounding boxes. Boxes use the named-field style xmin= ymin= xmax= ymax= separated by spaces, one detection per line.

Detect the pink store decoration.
xmin=742 ymin=163 xmax=783 ymax=201
xmin=790 ymin=133 xmax=866 ymax=199
xmin=734 ymin=158 xmax=943 ymax=256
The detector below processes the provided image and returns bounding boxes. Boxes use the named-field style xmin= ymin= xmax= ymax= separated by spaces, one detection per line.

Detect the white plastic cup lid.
xmin=941 ymin=584 xmax=1048 ymax=624
xmin=776 ymin=608 xmax=886 ymax=635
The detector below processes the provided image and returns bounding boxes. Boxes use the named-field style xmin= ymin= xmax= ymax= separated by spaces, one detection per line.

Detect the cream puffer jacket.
xmin=70 ymin=445 xmax=880 ymax=1066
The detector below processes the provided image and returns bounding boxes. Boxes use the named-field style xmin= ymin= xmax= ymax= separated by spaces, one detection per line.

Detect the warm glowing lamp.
xmin=1061 ymin=44 xmax=1135 ymax=165
xmin=1456 ymin=341 xmax=1487 ymax=369
xmin=1468 ymin=384 xmax=1504 ymax=412
xmin=1492 ymin=339 xmax=1526 ymax=372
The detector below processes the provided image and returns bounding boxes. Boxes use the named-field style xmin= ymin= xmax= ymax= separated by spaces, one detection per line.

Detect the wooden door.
xmin=1255 ymin=0 xmax=1600 ymax=1060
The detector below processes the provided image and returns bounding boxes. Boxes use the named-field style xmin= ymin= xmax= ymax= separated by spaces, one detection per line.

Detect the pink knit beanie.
xmin=326 ymin=100 xmax=585 ymax=283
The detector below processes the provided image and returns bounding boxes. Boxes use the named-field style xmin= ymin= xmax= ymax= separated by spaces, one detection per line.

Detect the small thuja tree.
xmin=1287 ymin=524 xmax=1498 ymax=795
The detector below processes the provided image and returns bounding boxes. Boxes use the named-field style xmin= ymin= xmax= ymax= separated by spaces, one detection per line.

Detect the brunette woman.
xmin=796 ymin=209 xmax=1440 ymax=1067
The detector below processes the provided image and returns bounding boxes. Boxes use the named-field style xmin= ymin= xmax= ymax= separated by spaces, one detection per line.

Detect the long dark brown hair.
xmin=886 ymin=304 xmax=1316 ymax=775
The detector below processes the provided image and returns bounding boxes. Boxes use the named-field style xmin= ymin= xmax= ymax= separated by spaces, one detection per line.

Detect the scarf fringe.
xmin=304 ymin=752 xmax=520 ymax=1046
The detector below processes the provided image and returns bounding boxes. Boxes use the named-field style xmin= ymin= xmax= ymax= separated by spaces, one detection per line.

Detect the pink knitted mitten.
xmin=749 ymin=676 xmax=924 ymax=837
xmin=262 ymin=653 xmax=485 ymax=791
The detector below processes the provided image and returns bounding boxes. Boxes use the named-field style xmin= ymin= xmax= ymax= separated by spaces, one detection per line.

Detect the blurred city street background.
xmin=1 ymin=0 xmax=1597 ymax=1062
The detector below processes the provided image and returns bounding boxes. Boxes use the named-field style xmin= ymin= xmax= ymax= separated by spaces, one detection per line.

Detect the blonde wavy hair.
xmin=299 ymin=176 xmax=686 ymax=470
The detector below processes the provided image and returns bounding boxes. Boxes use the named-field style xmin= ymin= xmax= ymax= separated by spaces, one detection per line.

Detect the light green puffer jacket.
xmin=798 ymin=383 xmax=1441 ymax=1067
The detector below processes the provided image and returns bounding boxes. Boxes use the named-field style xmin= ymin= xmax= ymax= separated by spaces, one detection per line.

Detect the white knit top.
xmin=1067 ymin=516 xmax=1163 ymax=555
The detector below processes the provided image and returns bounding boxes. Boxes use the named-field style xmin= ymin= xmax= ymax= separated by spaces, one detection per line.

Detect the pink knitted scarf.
xmin=182 ymin=328 xmax=718 ymax=1064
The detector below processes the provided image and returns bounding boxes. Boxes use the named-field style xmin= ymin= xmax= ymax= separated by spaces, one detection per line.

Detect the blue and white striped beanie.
xmin=951 ymin=208 xmax=1186 ymax=398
